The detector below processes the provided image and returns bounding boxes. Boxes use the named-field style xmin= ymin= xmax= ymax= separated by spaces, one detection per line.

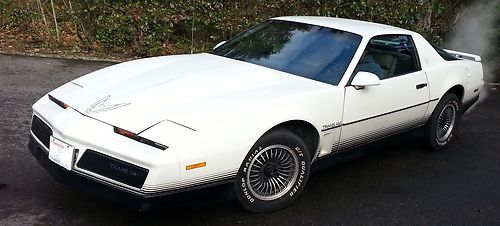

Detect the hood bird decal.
xmin=86 ymin=95 xmax=130 ymax=114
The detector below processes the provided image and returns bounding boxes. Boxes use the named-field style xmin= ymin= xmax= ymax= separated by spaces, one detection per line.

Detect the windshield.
xmin=211 ymin=20 xmax=362 ymax=85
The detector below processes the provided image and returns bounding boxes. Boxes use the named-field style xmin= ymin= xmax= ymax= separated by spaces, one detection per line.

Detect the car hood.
xmin=50 ymin=53 xmax=327 ymax=133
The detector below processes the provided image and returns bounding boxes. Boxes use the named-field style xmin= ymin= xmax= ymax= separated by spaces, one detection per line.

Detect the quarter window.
xmin=354 ymin=35 xmax=421 ymax=79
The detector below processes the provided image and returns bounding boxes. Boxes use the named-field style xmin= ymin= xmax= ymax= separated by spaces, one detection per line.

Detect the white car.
xmin=28 ymin=16 xmax=483 ymax=212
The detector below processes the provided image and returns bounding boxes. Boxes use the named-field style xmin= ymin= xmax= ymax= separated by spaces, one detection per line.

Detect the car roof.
xmin=273 ymin=16 xmax=414 ymax=37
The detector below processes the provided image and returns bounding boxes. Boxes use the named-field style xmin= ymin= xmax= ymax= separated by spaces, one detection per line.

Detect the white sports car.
xmin=29 ymin=16 xmax=483 ymax=212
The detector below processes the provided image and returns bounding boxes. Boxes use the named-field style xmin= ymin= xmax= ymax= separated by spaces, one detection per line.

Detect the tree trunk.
xmin=50 ymin=0 xmax=60 ymax=41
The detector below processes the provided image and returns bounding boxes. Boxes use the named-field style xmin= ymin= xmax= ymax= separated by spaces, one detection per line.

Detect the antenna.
xmin=190 ymin=0 xmax=194 ymax=54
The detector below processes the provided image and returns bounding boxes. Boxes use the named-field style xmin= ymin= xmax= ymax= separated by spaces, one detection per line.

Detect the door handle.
xmin=416 ymin=83 xmax=427 ymax=89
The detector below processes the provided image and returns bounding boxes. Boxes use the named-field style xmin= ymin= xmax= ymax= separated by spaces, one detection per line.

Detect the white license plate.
xmin=49 ymin=136 xmax=75 ymax=171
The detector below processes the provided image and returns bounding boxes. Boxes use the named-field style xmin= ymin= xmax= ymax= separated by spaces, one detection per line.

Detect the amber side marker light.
xmin=114 ymin=127 xmax=168 ymax=150
xmin=186 ymin=162 xmax=206 ymax=170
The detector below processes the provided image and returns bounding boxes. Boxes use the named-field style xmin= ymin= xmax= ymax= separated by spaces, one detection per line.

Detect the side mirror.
xmin=351 ymin=71 xmax=381 ymax=89
xmin=213 ymin=41 xmax=226 ymax=50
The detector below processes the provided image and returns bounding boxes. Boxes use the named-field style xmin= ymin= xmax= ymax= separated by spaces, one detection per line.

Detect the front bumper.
xmin=28 ymin=135 xmax=234 ymax=211
xmin=28 ymin=135 xmax=154 ymax=211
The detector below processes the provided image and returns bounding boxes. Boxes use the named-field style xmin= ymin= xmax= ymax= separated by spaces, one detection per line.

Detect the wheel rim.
xmin=435 ymin=102 xmax=457 ymax=143
xmin=246 ymin=144 xmax=299 ymax=201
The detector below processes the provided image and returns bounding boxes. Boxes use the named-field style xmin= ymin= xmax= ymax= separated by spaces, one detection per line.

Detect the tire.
xmin=424 ymin=93 xmax=462 ymax=151
xmin=234 ymin=128 xmax=311 ymax=212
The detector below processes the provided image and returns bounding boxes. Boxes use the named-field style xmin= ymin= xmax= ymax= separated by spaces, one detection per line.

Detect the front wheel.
xmin=234 ymin=128 xmax=311 ymax=212
xmin=424 ymin=93 xmax=461 ymax=150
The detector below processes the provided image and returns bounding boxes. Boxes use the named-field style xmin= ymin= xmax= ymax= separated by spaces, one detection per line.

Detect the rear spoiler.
xmin=444 ymin=49 xmax=482 ymax=62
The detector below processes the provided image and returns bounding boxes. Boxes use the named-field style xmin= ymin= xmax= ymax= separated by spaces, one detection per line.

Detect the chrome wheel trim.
xmin=436 ymin=102 xmax=457 ymax=143
xmin=246 ymin=144 xmax=299 ymax=201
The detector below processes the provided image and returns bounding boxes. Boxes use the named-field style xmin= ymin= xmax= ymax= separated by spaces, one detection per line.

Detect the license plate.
xmin=49 ymin=136 xmax=75 ymax=171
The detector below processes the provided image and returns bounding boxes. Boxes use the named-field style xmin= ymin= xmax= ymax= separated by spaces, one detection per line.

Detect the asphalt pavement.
xmin=0 ymin=53 xmax=499 ymax=225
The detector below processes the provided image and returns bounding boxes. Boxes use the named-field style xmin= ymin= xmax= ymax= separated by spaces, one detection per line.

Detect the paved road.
xmin=0 ymin=54 xmax=499 ymax=225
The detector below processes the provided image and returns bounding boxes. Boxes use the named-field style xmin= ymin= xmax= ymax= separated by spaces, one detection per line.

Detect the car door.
xmin=337 ymin=34 xmax=430 ymax=151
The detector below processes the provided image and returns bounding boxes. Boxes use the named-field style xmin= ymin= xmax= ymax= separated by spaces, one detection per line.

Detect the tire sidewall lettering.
xmin=240 ymin=177 xmax=254 ymax=202
xmin=289 ymin=160 xmax=307 ymax=197
xmin=243 ymin=148 xmax=261 ymax=173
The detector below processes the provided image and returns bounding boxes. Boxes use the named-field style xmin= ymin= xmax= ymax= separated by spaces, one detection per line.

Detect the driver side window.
xmin=354 ymin=35 xmax=421 ymax=80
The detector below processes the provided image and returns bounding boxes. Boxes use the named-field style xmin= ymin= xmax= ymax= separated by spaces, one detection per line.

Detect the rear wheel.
xmin=424 ymin=93 xmax=461 ymax=150
xmin=234 ymin=128 xmax=311 ymax=212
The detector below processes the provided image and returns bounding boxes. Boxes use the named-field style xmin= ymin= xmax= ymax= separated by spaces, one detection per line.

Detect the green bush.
xmin=0 ymin=0 xmax=472 ymax=57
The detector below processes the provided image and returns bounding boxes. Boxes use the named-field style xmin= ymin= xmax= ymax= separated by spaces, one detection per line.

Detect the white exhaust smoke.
xmin=445 ymin=0 xmax=499 ymax=112
xmin=445 ymin=0 xmax=499 ymax=83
